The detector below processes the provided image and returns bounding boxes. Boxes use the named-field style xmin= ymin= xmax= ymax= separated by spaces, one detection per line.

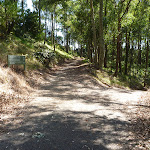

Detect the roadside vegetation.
xmin=90 ymin=68 xmax=149 ymax=90
xmin=0 ymin=34 xmax=74 ymax=116
xmin=129 ymin=90 xmax=150 ymax=149
xmin=0 ymin=0 xmax=149 ymax=148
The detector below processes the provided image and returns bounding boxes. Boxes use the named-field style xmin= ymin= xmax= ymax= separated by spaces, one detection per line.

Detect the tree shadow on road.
xmin=0 ymin=59 xmax=142 ymax=150
xmin=0 ymin=104 xmax=137 ymax=150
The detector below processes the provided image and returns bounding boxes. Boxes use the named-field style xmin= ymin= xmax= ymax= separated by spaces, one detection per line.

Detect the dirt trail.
xmin=0 ymin=58 xmax=145 ymax=150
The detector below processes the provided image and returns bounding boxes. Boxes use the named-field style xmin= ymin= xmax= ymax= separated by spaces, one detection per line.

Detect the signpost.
xmin=7 ymin=55 xmax=26 ymax=70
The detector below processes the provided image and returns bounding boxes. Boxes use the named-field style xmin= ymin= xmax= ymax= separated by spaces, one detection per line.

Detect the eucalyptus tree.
xmin=113 ymin=0 xmax=133 ymax=76
xmin=90 ymin=0 xmax=98 ymax=67
xmin=0 ymin=0 xmax=19 ymax=37
xmin=98 ymin=0 xmax=104 ymax=69
xmin=32 ymin=0 xmax=42 ymax=30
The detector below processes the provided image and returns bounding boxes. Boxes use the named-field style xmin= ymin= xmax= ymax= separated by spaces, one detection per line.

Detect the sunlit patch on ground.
xmin=0 ymin=59 xmax=148 ymax=150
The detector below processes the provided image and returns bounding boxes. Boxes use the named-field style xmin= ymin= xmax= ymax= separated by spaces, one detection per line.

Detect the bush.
xmin=33 ymin=51 xmax=56 ymax=67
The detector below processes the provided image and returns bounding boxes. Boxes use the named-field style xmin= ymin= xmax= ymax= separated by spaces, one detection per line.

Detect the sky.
xmin=25 ymin=0 xmax=68 ymax=46
xmin=26 ymin=0 xmax=33 ymax=12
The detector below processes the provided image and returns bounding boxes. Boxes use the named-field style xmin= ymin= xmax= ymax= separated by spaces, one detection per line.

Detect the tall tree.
xmin=114 ymin=0 xmax=132 ymax=76
xmin=98 ymin=0 xmax=104 ymax=69
xmin=90 ymin=0 xmax=98 ymax=68
xmin=39 ymin=0 xmax=41 ymax=30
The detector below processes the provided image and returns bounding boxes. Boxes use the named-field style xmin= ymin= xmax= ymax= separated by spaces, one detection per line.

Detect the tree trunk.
xmin=114 ymin=0 xmax=132 ymax=76
xmin=51 ymin=13 xmax=54 ymax=47
xmin=119 ymin=32 xmax=122 ymax=73
xmin=90 ymin=39 xmax=93 ymax=63
xmin=146 ymin=40 xmax=149 ymax=71
xmin=39 ymin=0 xmax=41 ymax=30
xmin=129 ymin=39 xmax=134 ymax=74
xmin=90 ymin=0 xmax=98 ymax=68
xmin=104 ymin=44 xmax=108 ymax=68
xmin=87 ymin=41 xmax=90 ymax=60
xmin=44 ymin=11 xmax=47 ymax=45
xmin=144 ymin=40 xmax=149 ymax=86
xmin=54 ymin=5 xmax=56 ymax=51
xmin=125 ymin=29 xmax=129 ymax=75
xmin=66 ymin=30 xmax=69 ymax=53
xmin=22 ymin=0 xmax=25 ymax=34
xmin=104 ymin=0 xmax=108 ymax=68
xmin=111 ymin=36 xmax=115 ymax=72
xmin=98 ymin=0 xmax=104 ymax=70
xmin=138 ymin=35 xmax=141 ymax=65
xmin=5 ymin=6 xmax=7 ymax=34
xmin=114 ymin=17 xmax=121 ymax=76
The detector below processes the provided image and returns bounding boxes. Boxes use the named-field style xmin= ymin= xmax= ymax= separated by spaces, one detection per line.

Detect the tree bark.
xmin=44 ymin=11 xmax=47 ymax=45
xmin=104 ymin=0 xmax=108 ymax=68
xmin=98 ymin=0 xmax=104 ymax=70
xmin=138 ymin=35 xmax=141 ymax=65
xmin=114 ymin=17 xmax=121 ymax=76
xmin=125 ymin=29 xmax=129 ymax=75
xmin=119 ymin=32 xmax=122 ymax=73
xmin=129 ymin=38 xmax=134 ymax=74
xmin=90 ymin=0 xmax=98 ymax=68
xmin=146 ymin=40 xmax=149 ymax=71
xmin=54 ymin=5 xmax=56 ymax=51
xmin=111 ymin=36 xmax=116 ymax=72
xmin=144 ymin=40 xmax=149 ymax=87
xmin=104 ymin=44 xmax=108 ymax=68
xmin=39 ymin=0 xmax=41 ymax=30
xmin=114 ymin=0 xmax=132 ymax=76
xmin=66 ymin=29 xmax=69 ymax=53
xmin=5 ymin=5 xmax=7 ymax=35
xmin=51 ymin=13 xmax=54 ymax=47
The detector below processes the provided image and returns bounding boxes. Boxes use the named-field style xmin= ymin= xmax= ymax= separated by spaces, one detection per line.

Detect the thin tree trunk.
xmin=104 ymin=44 xmax=108 ymax=68
xmin=51 ymin=13 xmax=54 ymax=47
xmin=138 ymin=35 xmax=141 ymax=65
xmin=144 ymin=40 xmax=149 ymax=86
xmin=129 ymin=38 xmax=134 ymax=74
xmin=90 ymin=39 xmax=93 ymax=63
xmin=39 ymin=0 xmax=41 ymax=30
xmin=114 ymin=0 xmax=132 ymax=76
xmin=87 ymin=41 xmax=90 ymax=60
xmin=119 ymin=32 xmax=122 ymax=73
xmin=54 ymin=5 xmax=56 ymax=51
xmin=115 ymin=17 xmax=121 ymax=76
xmin=111 ymin=36 xmax=116 ymax=72
xmin=98 ymin=0 xmax=104 ymax=70
xmin=66 ymin=29 xmax=69 ymax=53
xmin=90 ymin=0 xmax=98 ymax=68
xmin=5 ymin=5 xmax=7 ymax=34
xmin=104 ymin=0 xmax=108 ymax=68
xmin=125 ymin=29 xmax=129 ymax=75
xmin=44 ymin=11 xmax=47 ymax=44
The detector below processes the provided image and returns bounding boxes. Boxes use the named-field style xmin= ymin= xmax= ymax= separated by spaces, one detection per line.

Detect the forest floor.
xmin=0 ymin=58 xmax=149 ymax=150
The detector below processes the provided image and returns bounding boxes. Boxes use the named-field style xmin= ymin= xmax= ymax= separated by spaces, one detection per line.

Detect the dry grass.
xmin=130 ymin=90 xmax=150 ymax=149
xmin=0 ymin=63 xmax=53 ymax=119
xmin=0 ymin=65 xmax=33 ymax=121
xmin=0 ymin=92 xmax=28 ymax=114
xmin=0 ymin=66 xmax=31 ymax=94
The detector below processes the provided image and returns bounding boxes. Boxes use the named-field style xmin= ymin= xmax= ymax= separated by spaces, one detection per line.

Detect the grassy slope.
xmin=0 ymin=36 xmax=74 ymax=113
xmin=90 ymin=68 xmax=146 ymax=90
xmin=0 ymin=35 xmax=73 ymax=69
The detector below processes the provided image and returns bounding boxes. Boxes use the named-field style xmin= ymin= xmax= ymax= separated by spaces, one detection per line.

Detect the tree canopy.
xmin=0 ymin=0 xmax=150 ymax=86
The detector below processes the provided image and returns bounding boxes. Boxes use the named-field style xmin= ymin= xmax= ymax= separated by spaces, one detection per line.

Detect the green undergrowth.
xmin=0 ymin=35 xmax=74 ymax=70
xmin=91 ymin=69 xmax=148 ymax=90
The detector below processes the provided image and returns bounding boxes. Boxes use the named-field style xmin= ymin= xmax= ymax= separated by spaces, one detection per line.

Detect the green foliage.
xmin=14 ymin=9 xmax=43 ymax=39
xmin=94 ymin=69 xmax=147 ymax=90
xmin=0 ymin=0 xmax=149 ymax=90
xmin=0 ymin=0 xmax=18 ymax=38
xmin=33 ymin=42 xmax=56 ymax=67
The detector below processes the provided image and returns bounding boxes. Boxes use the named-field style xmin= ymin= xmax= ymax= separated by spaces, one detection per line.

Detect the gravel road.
xmin=0 ymin=58 xmax=145 ymax=150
